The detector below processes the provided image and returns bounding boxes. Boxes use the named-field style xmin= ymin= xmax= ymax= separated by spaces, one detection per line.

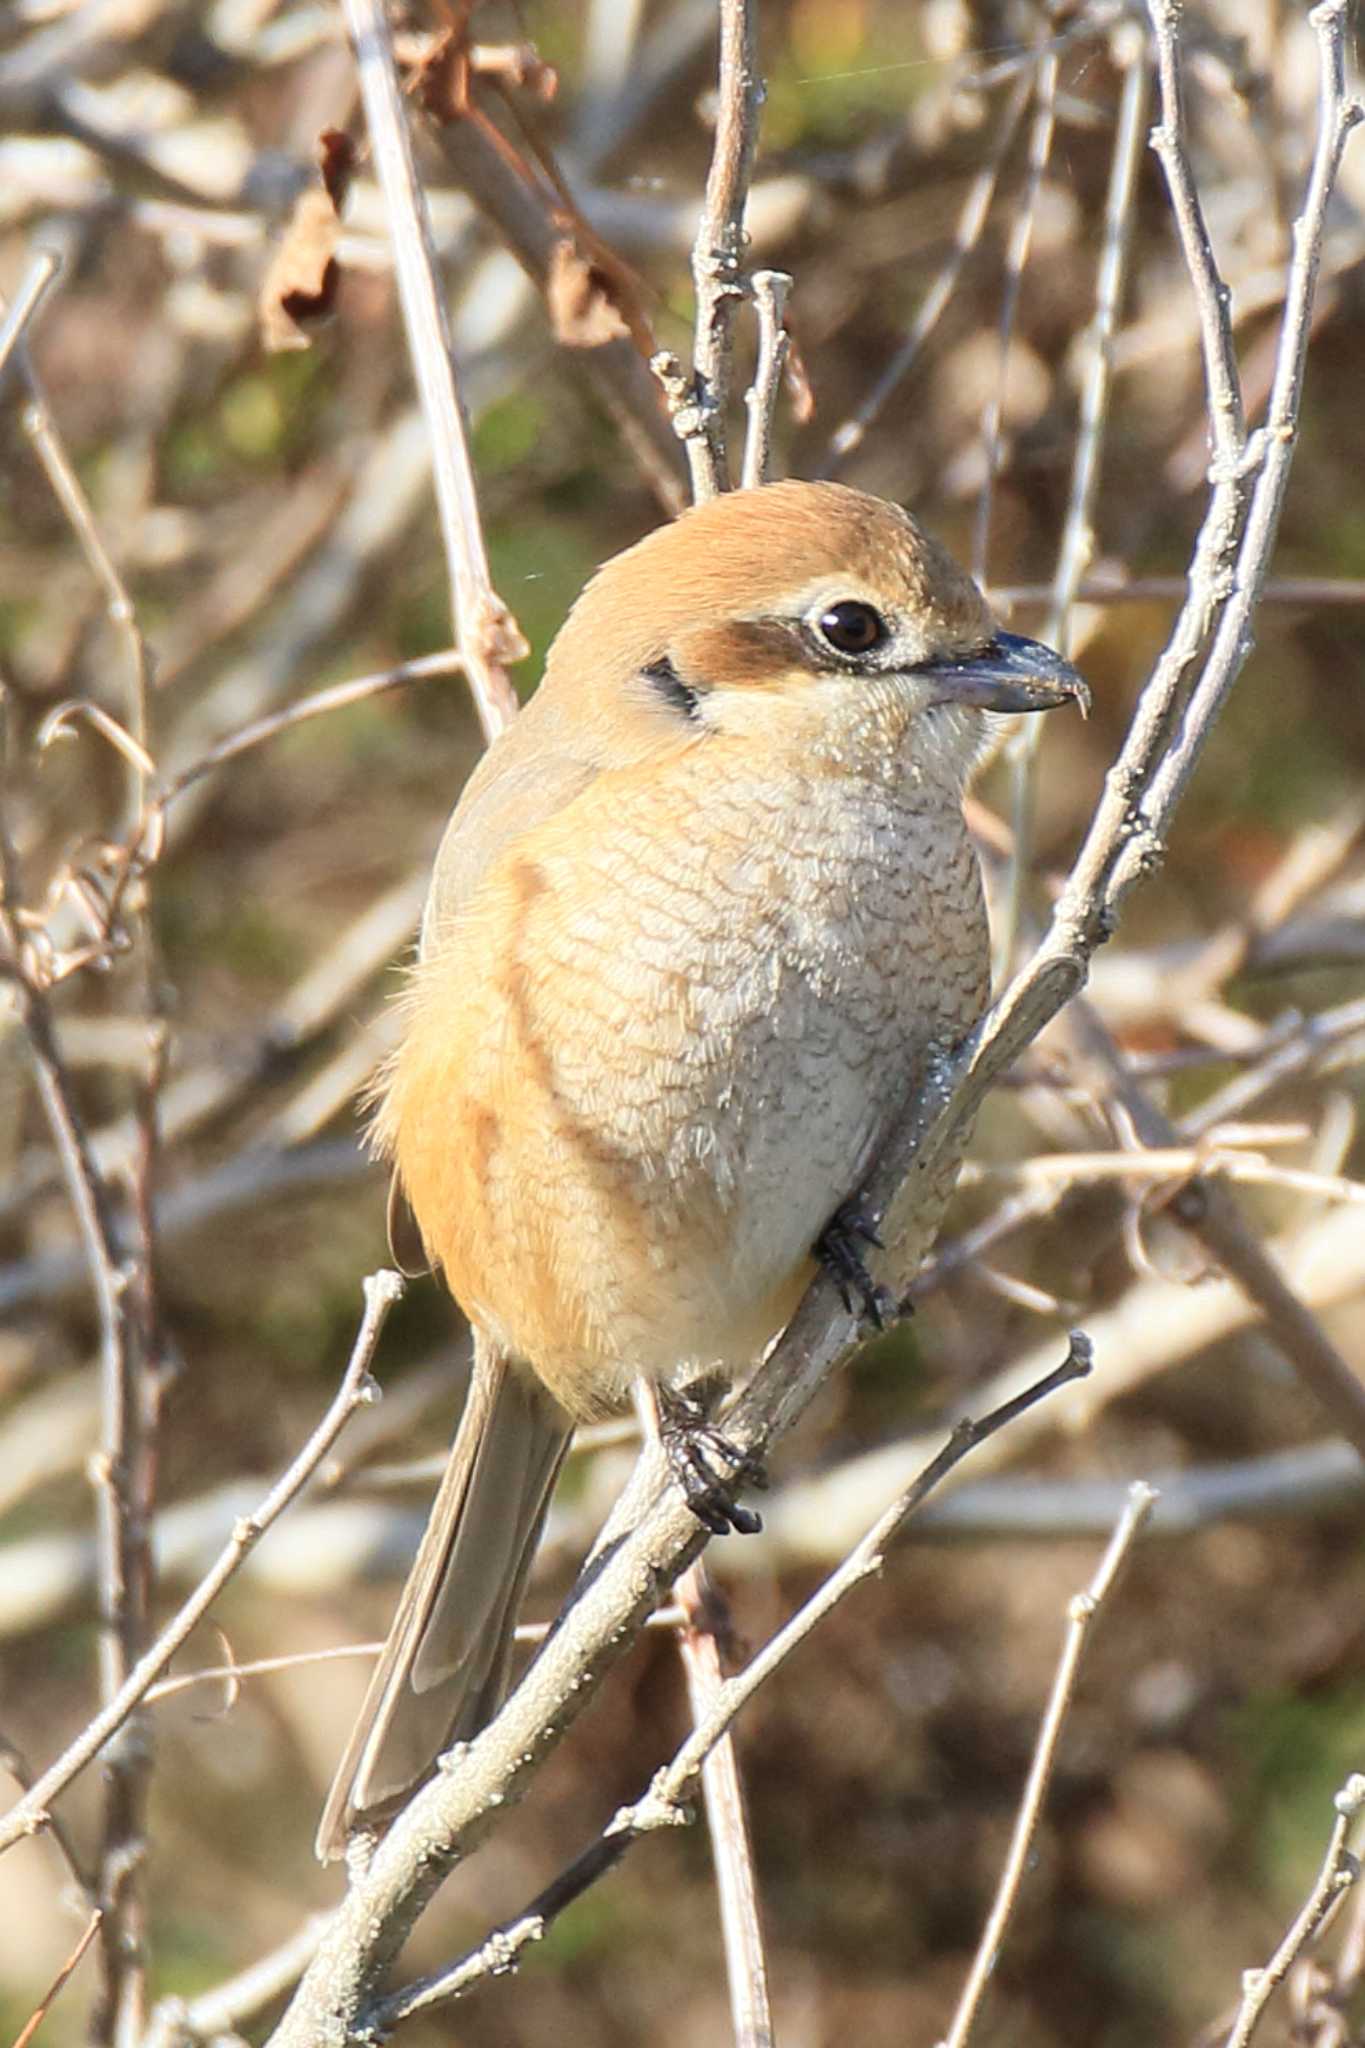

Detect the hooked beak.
xmin=919 ymin=631 xmax=1090 ymax=717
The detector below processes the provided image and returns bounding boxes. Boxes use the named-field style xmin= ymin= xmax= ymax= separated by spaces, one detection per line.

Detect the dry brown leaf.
xmin=547 ymin=237 xmax=632 ymax=349
xmin=259 ymin=130 xmax=354 ymax=354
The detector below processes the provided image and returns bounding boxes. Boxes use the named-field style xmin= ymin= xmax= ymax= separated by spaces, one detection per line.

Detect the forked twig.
xmin=681 ymin=0 xmax=761 ymax=499
xmin=1221 ymin=1775 xmax=1365 ymax=2048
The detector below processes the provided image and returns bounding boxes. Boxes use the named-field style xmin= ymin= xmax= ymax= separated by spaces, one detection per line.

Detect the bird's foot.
xmin=657 ymin=1386 xmax=767 ymax=1536
xmin=814 ymin=1198 xmax=899 ymax=1331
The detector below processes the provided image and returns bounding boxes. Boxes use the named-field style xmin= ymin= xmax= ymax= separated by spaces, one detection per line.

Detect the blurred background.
xmin=2 ymin=0 xmax=1365 ymax=2042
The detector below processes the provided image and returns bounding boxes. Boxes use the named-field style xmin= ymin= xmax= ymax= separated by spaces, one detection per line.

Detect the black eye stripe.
xmin=642 ymin=654 xmax=701 ymax=720
xmin=817 ymin=600 xmax=886 ymax=657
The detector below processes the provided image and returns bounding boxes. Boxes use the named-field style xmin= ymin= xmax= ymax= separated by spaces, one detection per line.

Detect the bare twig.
xmin=962 ymin=1141 xmax=1365 ymax=1206
xmin=1127 ymin=1 xmax=1362 ymax=860
xmin=739 ymin=269 xmax=790 ymax=491
xmin=681 ymin=0 xmax=762 ymax=499
xmin=676 ymin=1564 xmax=773 ymax=2048
xmin=161 ymin=649 xmax=465 ymax=804
xmin=998 ymin=28 xmax=1149 ymax=969
xmin=823 ymin=67 xmax=1033 ymax=473
xmin=0 ymin=1732 xmax=95 ymax=1902
xmin=143 ymin=1918 xmax=332 ymax=2048
xmin=0 ymin=245 xmax=60 ymax=385
xmin=1220 ymin=1775 xmax=1365 ymax=2048
xmin=13 ymin=340 xmax=155 ymax=838
xmin=1146 ymin=0 xmax=1247 ymax=460
xmin=993 ymin=574 xmax=1365 ymax=608
xmin=634 ymin=1379 xmax=773 ymax=2047
xmin=1065 ymin=997 xmax=1365 ymax=1459
xmin=425 ymin=78 xmax=687 ymax=513
xmin=0 ymin=945 xmax=156 ymax=2039
xmin=343 ymin=0 xmax=524 ymax=742
xmin=972 ymin=45 xmax=1058 ymax=584
xmin=0 ymin=1273 xmax=401 ymax=1856
xmin=357 ymin=1338 xmax=1092 ymax=2038
xmin=938 ymin=1482 xmax=1157 ymax=2048
xmin=12 ymin=1909 xmax=103 ymax=2048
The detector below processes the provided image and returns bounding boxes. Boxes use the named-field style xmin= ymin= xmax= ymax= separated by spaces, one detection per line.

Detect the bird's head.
xmin=543 ymin=479 xmax=1088 ymax=785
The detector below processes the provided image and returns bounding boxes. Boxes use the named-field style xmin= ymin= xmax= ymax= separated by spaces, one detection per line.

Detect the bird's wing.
xmin=385 ymin=691 xmax=605 ymax=1274
xmin=418 ymin=692 xmax=604 ymax=957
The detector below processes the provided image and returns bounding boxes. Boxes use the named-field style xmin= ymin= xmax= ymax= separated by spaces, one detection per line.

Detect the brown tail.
xmin=316 ymin=1339 xmax=573 ymax=1861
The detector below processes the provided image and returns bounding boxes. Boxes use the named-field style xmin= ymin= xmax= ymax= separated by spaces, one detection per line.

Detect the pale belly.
xmin=390 ymin=768 xmax=990 ymax=1414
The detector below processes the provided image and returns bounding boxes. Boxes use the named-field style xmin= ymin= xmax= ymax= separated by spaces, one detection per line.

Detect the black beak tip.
xmin=994 ymin=631 xmax=1091 ymax=717
xmin=919 ymin=631 xmax=1092 ymax=719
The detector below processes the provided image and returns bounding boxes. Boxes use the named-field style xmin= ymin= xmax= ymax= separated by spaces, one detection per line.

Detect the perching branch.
xmin=353 ymin=1339 xmax=1093 ymax=2036
xmin=266 ymin=7 xmax=1360 ymax=2037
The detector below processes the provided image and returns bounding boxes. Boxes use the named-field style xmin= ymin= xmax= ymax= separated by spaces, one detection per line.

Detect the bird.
xmin=316 ymin=478 xmax=1087 ymax=1860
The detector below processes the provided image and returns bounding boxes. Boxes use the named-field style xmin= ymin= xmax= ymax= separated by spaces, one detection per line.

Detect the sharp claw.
xmin=657 ymin=1392 xmax=766 ymax=1537
xmin=814 ymin=1199 xmax=896 ymax=1333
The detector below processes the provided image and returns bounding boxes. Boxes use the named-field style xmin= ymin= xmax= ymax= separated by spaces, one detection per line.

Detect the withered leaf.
xmin=547 ymin=237 xmax=631 ymax=350
xmin=259 ymin=130 xmax=353 ymax=354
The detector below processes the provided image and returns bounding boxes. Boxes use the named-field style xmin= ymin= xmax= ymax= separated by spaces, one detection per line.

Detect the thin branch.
xmin=634 ymin=1378 xmax=773 ymax=2047
xmin=652 ymin=1338 xmax=1092 ymax=1820
xmin=142 ymin=1918 xmax=332 ymax=2048
xmin=0 ymin=245 xmax=61 ymax=385
xmin=998 ymin=28 xmax=1149 ymax=969
xmin=1043 ymin=0 xmax=1359 ymax=963
xmin=993 ymin=574 xmax=1365 ymax=608
xmin=972 ymin=46 xmax=1058 ymax=585
xmin=424 ymin=73 xmax=687 ymax=513
xmin=0 ymin=1273 xmax=401 ymax=1857
xmin=160 ymin=649 xmax=465 ymax=804
xmin=739 ymin=269 xmax=790 ymax=491
xmin=139 ymin=1606 xmax=693 ymax=1706
xmin=681 ymin=0 xmax=761 ymax=499
xmin=1126 ymin=1 xmax=1362 ymax=860
xmin=676 ymin=1564 xmax=773 ymax=2048
xmin=823 ymin=67 xmax=1033 ymax=473
xmin=938 ymin=1482 xmax=1158 ymax=2048
xmin=343 ymin=0 xmax=523 ymax=742
xmin=13 ymin=340 xmax=155 ymax=837
xmin=1220 ymin=1774 xmax=1365 ymax=2048
xmin=361 ymin=1338 xmax=1092 ymax=2036
xmin=1146 ymin=0 xmax=1247 ymax=460
xmin=12 ymin=1909 xmax=103 ymax=2048
xmin=0 ymin=1733 xmax=96 ymax=1902
xmin=0 ymin=937 xmax=156 ymax=2038
xmin=1064 ymin=997 xmax=1365 ymax=1459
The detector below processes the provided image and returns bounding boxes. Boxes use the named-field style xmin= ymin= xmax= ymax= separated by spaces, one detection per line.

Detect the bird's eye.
xmin=817 ymin=600 xmax=886 ymax=657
